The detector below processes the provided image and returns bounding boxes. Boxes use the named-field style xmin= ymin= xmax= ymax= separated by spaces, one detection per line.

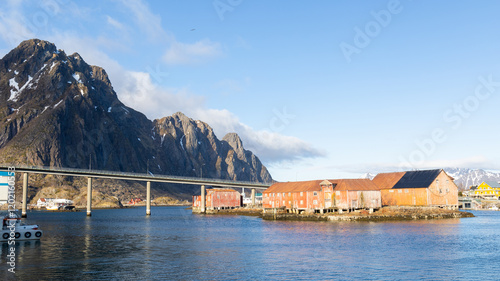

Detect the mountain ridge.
xmin=0 ymin=39 xmax=272 ymax=203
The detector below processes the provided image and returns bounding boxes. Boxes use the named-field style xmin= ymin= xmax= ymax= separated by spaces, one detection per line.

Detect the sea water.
xmin=1 ymin=207 xmax=499 ymax=280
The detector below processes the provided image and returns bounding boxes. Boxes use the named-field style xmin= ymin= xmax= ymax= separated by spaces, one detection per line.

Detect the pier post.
xmin=87 ymin=177 xmax=92 ymax=216
xmin=251 ymin=188 xmax=256 ymax=207
xmin=201 ymin=185 xmax=206 ymax=213
xmin=22 ymin=173 xmax=28 ymax=218
xmin=146 ymin=181 xmax=151 ymax=215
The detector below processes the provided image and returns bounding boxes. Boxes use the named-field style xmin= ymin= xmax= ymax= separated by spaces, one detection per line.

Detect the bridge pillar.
xmin=87 ymin=177 xmax=92 ymax=216
xmin=22 ymin=173 xmax=28 ymax=218
xmin=201 ymin=185 xmax=206 ymax=213
xmin=146 ymin=181 xmax=151 ymax=215
xmin=251 ymin=188 xmax=256 ymax=207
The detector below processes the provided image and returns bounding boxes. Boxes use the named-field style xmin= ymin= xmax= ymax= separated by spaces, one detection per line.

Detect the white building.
xmin=37 ymin=198 xmax=74 ymax=208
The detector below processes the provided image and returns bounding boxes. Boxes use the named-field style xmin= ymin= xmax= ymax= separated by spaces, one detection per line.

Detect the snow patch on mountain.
xmin=444 ymin=167 xmax=500 ymax=189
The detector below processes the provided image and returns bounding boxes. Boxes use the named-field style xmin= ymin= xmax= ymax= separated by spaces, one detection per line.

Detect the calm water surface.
xmin=1 ymin=207 xmax=499 ymax=280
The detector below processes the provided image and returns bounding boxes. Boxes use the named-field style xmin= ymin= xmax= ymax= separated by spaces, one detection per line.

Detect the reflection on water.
xmin=1 ymin=208 xmax=499 ymax=280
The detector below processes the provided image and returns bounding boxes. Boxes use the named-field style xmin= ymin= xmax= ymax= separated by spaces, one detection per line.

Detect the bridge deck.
xmin=0 ymin=165 xmax=271 ymax=217
xmin=0 ymin=165 xmax=271 ymax=189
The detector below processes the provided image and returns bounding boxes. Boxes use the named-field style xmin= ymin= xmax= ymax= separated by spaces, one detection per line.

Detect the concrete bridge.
xmin=0 ymin=165 xmax=271 ymax=217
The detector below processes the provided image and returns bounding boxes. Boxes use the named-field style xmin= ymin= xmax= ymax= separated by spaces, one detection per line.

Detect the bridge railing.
xmin=0 ymin=164 xmax=272 ymax=188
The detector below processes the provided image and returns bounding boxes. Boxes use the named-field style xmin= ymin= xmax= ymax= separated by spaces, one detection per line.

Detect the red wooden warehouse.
xmin=262 ymin=179 xmax=381 ymax=213
xmin=262 ymin=180 xmax=327 ymax=212
xmin=192 ymin=188 xmax=242 ymax=211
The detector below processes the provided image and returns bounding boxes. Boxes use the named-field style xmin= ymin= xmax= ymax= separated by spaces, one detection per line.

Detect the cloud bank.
xmin=0 ymin=0 xmax=323 ymax=165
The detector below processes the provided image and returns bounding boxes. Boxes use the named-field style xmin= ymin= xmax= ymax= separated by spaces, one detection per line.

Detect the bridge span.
xmin=0 ymin=165 xmax=271 ymax=217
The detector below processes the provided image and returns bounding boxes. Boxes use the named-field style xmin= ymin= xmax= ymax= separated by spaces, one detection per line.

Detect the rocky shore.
xmin=196 ymin=206 xmax=475 ymax=222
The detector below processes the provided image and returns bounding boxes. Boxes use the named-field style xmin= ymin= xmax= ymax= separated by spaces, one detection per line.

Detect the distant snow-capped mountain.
xmin=443 ymin=168 xmax=500 ymax=189
xmin=361 ymin=173 xmax=376 ymax=180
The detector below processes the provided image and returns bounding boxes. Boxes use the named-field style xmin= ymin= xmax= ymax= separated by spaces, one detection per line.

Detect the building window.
xmin=313 ymin=192 xmax=318 ymax=196
xmin=313 ymin=200 xmax=317 ymax=205
xmin=405 ymin=189 xmax=409 ymax=193
xmin=336 ymin=191 xmax=340 ymax=195
xmin=278 ymin=193 xmax=280 ymax=197
xmin=283 ymin=193 xmax=285 ymax=197
xmin=289 ymin=201 xmax=291 ymax=205
xmin=300 ymin=200 xmax=303 ymax=205
xmin=289 ymin=192 xmax=291 ymax=196
xmin=398 ymin=190 xmax=402 ymax=193
xmin=300 ymin=192 xmax=303 ymax=196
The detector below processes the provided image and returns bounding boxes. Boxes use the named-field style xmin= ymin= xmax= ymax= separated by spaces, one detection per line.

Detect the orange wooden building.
xmin=372 ymin=169 xmax=458 ymax=208
xmin=324 ymin=179 xmax=381 ymax=211
xmin=262 ymin=179 xmax=381 ymax=213
xmin=262 ymin=180 xmax=328 ymax=212
xmin=192 ymin=188 xmax=242 ymax=211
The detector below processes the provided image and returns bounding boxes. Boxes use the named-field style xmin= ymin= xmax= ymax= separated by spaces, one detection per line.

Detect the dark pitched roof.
xmin=392 ymin=169 xmax=442 ymax=189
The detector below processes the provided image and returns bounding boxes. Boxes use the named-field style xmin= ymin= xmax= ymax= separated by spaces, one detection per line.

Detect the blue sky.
xmin=1 ymin=0 xmax=500 ymax=181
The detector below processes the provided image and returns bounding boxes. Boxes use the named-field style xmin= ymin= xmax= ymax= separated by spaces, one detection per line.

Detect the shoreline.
xmin=22 ymin=204 xmax=191 ymax=212
xmin=196 ymin=206 xmax=475 ymax=222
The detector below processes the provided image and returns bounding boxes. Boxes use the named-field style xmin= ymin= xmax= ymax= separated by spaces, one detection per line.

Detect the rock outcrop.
xmin=0 ymin=39 xmax=273 ymax=202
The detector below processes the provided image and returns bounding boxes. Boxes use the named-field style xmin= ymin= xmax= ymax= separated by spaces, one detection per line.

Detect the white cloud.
xmin=116 ymin=70 xmax=323 ymax=163
xmin=106 ymin=15 xmax=125 ymax=31
xmin=116 ymin=0 xmax=169 ymax=42
xmin=187 ymin=108 xmax=325 ymax=163
xmin=118 ymin=71 xmax=205 ymax=119
xmin=0 ymin=1 xmax=34 ymax=48
xmin=163 ymin=39 xmax=222 ymax=65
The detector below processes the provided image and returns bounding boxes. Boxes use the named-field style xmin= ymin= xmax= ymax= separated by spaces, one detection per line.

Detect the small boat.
xmin=1 ymin=211 xmax=43 ymax=242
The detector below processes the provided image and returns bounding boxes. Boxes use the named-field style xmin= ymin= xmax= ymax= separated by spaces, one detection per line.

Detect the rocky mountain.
xmin=443 ymin=167 xmax=500 ymax=190
xmin=0 ymin=39 xmax=272 ymax=202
